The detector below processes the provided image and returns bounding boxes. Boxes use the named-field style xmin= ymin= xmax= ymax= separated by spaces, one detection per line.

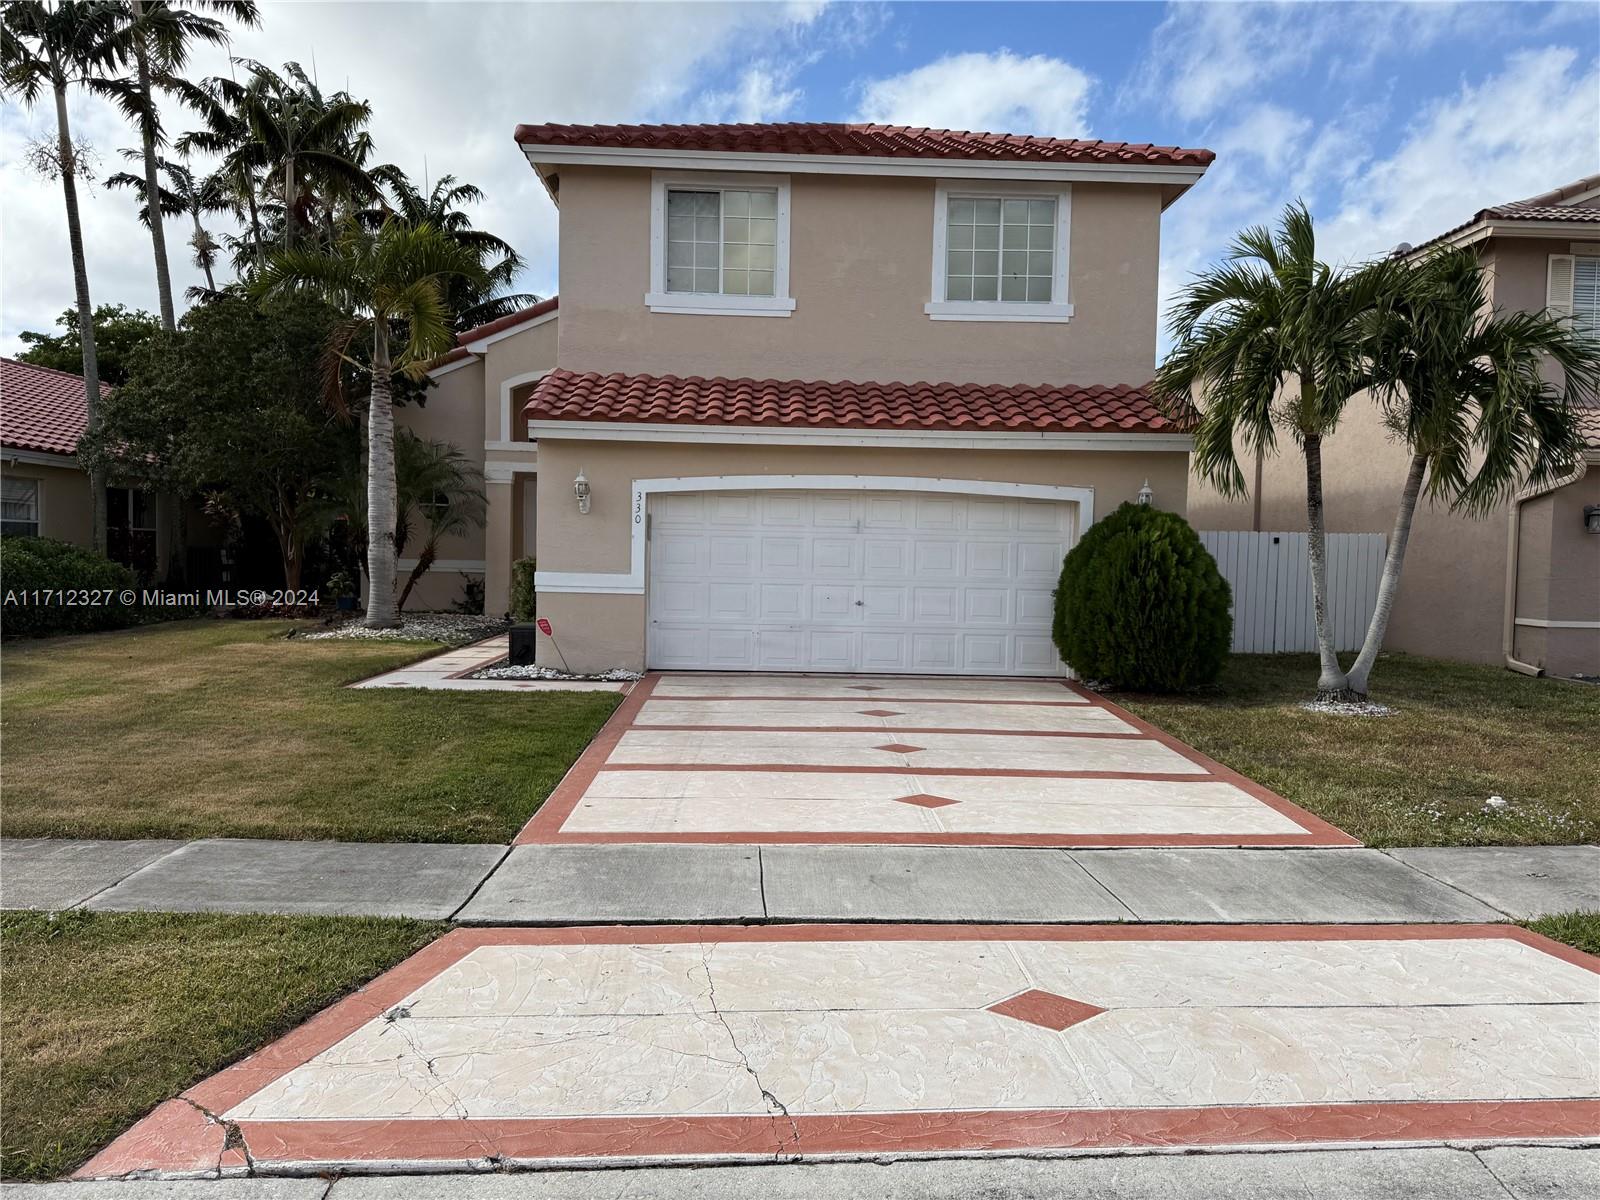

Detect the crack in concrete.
xmin=176 ymin=1093 xmax=252 ymax=1177
xmin=698 ymin=940 xmax=802 ymax=1163
xmin=376 ymin=1016 xmax=507 ymax=1169
xmin=1470 ymin=1147 xmax=1522 ymax=1199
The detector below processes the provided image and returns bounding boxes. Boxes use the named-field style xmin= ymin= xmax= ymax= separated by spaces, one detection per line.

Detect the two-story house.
xmin=1189 ymin=175 xmax=1600 ymax=680
xmin=401 ymin=122 xmax=1214 ymax=675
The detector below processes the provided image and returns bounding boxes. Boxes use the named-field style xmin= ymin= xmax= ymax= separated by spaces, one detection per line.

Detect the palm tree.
xmin=106 ymin=148 xmax=227 ymax=292
xmin=114 ymin=1 xmax=255 ymax=330
xmin=365 ymin=165 xmax=538 ymax=327
xmin=2 ymin=0 xmax=136 ymax=554
xmin=1342 ymin=246 xmax=1600 ymax=696
xmin=231 ymin=59 xmax=372 ymax=250
xmin=176 ymin=70 xmax=268 ymax=268
xmin=392 ymin=432 xmax=486 ymax=611
xmin=253 ymin=218 xmax=486 ymax=627
xmin=1155 ymin=203 xmax=1398 ymax=699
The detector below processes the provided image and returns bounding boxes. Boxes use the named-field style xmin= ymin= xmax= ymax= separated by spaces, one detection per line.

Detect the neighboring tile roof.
xmin=0 ymin=356 xmax=104 ymax=456
xmin=514 ymin=122 xmax=1215 ymax=168
xmin=457 ymin=295 xmax=559 ymax=345
xmin=1411 ymin=174 xmax=1600 ymax=252
xmin=524 ymin=369 xmax=1183 ymax=435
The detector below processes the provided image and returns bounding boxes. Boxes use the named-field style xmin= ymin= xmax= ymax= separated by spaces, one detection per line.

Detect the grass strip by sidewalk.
xmin=0 ymin=619 xmax=621 ymax=843
xmin=1524 ymin=910 xmax=1600 ymax=957
xmin=0 ymin=909 xmax=445 ymax=1180
xmin=1116 ymin=654 xmax=1598 ymax=848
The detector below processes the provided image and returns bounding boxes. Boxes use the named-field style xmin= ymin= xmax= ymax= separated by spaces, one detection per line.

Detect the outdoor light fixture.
xmin=574 ymin=471 xmax=591 ymax=515
xmin=1585 ymin=504 xmax=1600 ymax=534
xmin=1137 ymin=479 xmax=1154 ymax=506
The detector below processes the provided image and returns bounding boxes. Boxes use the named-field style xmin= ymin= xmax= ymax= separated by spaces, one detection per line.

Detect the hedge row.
xmin=2 ymin=537 xmax=147 ymax=639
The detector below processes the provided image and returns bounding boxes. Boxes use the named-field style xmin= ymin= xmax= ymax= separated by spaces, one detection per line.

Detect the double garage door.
xmin=646 ymin=489 xmax=1075 ymax=676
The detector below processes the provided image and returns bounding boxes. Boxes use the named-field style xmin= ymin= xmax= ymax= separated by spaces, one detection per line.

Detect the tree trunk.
xmin=53 ymin=77 xmax=108 ymax=555
xmin=1303 ymin=432 xmax=1352 ymax=698
xmin=191 ymin=210 xmax=217 ymax=292
xmin=131 ymin=1 xmax=175 ymax=331
xmin=364 ymin=321 xmax=400 ymax=627
xmin=396 ymin=539 xmax=436 ymax=612
xmin=243 ymin=166 xmax=264 ymax=267
xmin=283 ymin=156 xmax=295 ymax=250
xmin=1346 ymin=453 xmax=1428 ymax=697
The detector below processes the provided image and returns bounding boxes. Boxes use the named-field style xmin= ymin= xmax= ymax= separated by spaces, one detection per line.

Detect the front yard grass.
xmin=0 ymin=909 xmax=444 ymax=1180
xmin=1116 ymin=654 xmax=1598 ymax=848
xmin=1524 ymin=911 xmax=1600 ymax=957
xmin=0 ymin=619 xmax=620 ymax=843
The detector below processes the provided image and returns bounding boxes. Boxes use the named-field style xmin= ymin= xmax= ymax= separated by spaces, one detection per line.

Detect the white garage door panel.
xmin=647 ymin=489 xmax=1075 ymax=676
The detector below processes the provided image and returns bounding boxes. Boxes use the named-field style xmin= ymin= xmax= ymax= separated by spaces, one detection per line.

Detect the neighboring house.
xmin=502 ymin=121 xmax=1213 ymax=675
xmin=399 ymin=297 xmax=558 ymax=612
xmin=0 ymin=356 xmax=168 ymax=577
xmin=1189 ymin=175 xmax=1600 ymax=679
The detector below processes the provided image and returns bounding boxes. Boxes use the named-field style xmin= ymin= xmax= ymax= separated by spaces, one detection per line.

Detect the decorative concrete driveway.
xmin=78 ymin=923 xmax=1598 ymax=1177
xmin=515 ymin=673 xmax=1356 ymax=847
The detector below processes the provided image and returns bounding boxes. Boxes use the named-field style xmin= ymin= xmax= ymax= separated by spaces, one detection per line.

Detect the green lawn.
xmin=0 ymin=620 xmax=620 ymax=843
xmin=1525 ymin=911 xmax=1600 ymax=957
xmin=1116 ymin=654 xmax=1598 ymax=848
xmin=0 ymin=909 xmax=444 ymax=1180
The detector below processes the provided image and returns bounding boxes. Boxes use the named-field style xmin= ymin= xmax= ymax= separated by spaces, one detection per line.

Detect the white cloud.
xmin=686 ymin=64 xmax=805 ymax=124
xmin=853 ymin=50 xmax=1093 ymax=136
xmin=0 ymin=1 xmax=831 ymax=352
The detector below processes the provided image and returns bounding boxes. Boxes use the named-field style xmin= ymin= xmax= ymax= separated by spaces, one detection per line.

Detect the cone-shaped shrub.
xmin=1052 ymin=502 xmax=1232 ymax=691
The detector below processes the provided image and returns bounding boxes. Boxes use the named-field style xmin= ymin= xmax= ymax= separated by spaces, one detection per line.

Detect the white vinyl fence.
xmin=1199 ymin=531 xmax=1386 ymax=654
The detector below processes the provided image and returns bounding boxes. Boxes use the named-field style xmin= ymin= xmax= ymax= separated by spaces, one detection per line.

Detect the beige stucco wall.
xmin=483 ymin=319 xmax=558 ymax=442
xmin=1513 ymin=470 xmax=1600 ymax=677
xmin=533 ymin=436 xmax=1190 ymax=672
xmin=554 ymin=166 xmax=1162 ymax=387
xmin=2 ymin=459 xmax=93 ymax=546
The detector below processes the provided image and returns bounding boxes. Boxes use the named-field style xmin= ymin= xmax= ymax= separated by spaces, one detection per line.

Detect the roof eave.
xmin=1410 ymin=215 xmax=1600 ymax=257
xmin=516 ymin=142 xmax=1210 ymax=188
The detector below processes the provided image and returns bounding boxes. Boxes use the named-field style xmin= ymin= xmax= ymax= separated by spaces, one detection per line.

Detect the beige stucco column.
xmin=482 ymin=478 xmax=515 ymax=616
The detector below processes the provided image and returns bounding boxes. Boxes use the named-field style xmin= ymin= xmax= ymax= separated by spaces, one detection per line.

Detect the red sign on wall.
xmin=536 ymin=618 xmax=553 ymax=636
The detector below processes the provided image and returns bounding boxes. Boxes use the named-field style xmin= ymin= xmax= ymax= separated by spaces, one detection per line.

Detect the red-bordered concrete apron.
xmin=514 ymin=673 xmax=1358 ymax=847
xmin=76 ymin=923 xmax=1599 ymax=1178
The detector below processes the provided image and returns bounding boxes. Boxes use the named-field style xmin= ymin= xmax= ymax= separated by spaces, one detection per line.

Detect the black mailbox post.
xmin=509 ymin=623 xmax=538 ymax=665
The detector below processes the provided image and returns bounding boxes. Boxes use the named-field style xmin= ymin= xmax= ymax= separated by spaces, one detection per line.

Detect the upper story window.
xmin=648 ymin=173 xmax=795 ymax=317
xmin=2 ymin=477 xmax=39 ymax=537
xmin=927 ymin=182 xmax=1073 ymax=323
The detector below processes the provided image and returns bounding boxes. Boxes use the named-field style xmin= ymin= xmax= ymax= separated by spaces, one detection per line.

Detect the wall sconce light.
xmin=1585 ymin=504 xmax=1600 ymax=534
xmin=1137 ymin=479 xmax=1154 ymax=506
xmin=573 ymin=471 xmax=591 ymax=515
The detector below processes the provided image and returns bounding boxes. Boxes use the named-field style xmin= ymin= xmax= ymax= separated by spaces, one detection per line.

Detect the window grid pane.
xmin=666 ymin=187 xmax=777 ymax=297
xmin=2 ymin=477 xmax=39 ymax=536
xmin=1574 ymin=257 xmax=1600 ymax=335
xmin=945 ymin=195 xmax=1055 ymax=303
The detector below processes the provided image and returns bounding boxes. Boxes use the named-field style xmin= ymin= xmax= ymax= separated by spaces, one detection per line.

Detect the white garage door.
xmin=646 ymin=489 xmax=1075 ymax=676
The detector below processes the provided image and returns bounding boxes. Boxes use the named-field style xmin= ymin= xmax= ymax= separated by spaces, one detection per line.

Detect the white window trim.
xmin=534 ymin=474 xmax=1095 ymax=595
xmin=498 ymin=368 xmax=551 ymax=443
xmin=646 ymin=171 xmax=795 ymax=317
xmin=2 ymin=474 xmax=42 ymax=537
xmin=926 ymin=179 xmax=1073 ymax=323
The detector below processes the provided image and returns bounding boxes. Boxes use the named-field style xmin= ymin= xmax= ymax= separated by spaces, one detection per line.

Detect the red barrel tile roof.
xmin=456 ymin=295 xmax=559 ymax=345
xmin=514 ymin=122 xmax=1214 ymax=168
xmin=524 ymin=369 xmax=1185 ymax=435
xmin=1 ymin=356 xmax=105 ymax=456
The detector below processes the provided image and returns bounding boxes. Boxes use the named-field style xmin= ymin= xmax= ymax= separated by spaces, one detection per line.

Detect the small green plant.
xmin=510 ymin=556 xmax=536 ymax=622
xmin=325 ymin=569 xmax=357 ymax=598
xmin=1 ymin=537 xmax=141 ymax=638
xmin=1052 ymin=503 xmax=1232 ymax=691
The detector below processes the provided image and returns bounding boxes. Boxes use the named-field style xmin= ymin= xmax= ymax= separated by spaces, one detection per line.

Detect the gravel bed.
xmin=299 ymin=613 xmax=508 ymax=645
xmin=1298 ymin=698 xmax=1397 ymax=717
xmin=471 ymin=660 xmax=642 ymax=682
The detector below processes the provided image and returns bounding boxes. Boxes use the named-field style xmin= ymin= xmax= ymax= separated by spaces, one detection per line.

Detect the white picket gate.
xmin=1199 ymin=531 xmax=1386 ymax=654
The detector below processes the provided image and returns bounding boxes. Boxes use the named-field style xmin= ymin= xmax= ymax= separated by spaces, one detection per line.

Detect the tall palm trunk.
xmin=1302 ymin=432 xmax=1351 ymax=698
xmin=241 ymin=164 xmax=264 ymax=267
xmin=364 ymin=320 xmax=400 ymax=627
xmin=282 ymin=156 xmax=295 ymax=249
xmin=52 ymin=71 xmax=108 ymax=554
xmin=130 ymin=1 xmax=175 ymax=331
xmin=1346 ymin=452 xmax=1428 ymax=696
xmin=190 ymin=209 xmax=217 ymax=291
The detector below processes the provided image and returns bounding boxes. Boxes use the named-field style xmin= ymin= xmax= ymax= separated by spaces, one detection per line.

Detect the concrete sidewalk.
xmin=3 ymin=838 xmax=1595 ymax=923
xmin=4 ymin=1145 xmax=1595 ymax=1198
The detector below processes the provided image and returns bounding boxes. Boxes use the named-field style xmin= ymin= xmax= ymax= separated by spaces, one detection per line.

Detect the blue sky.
xmin=3 ymin=1 xmax=1596 ymax=354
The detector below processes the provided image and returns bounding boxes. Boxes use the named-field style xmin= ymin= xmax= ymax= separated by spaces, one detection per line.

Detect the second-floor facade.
xmin=514 ymin=123 xmax=1213 ymax=387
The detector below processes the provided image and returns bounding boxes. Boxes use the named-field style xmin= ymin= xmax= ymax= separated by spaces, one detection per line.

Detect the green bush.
xmin=1 ymin=537 xmax=142 ymax=639
xmin=510 ymin=556 xmax=536 ymax=622
xmin=1052 ymin=503 xmax=1232 ymax=691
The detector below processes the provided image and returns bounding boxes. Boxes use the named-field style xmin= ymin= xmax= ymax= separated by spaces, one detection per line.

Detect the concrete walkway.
xmin=3 ymin=838 xmax=1595 ymax=923
xmin=347 ymin=636 xmax=630 ymax=693
xmin=5 ymin=1145 xmax=1595 ymax=1198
